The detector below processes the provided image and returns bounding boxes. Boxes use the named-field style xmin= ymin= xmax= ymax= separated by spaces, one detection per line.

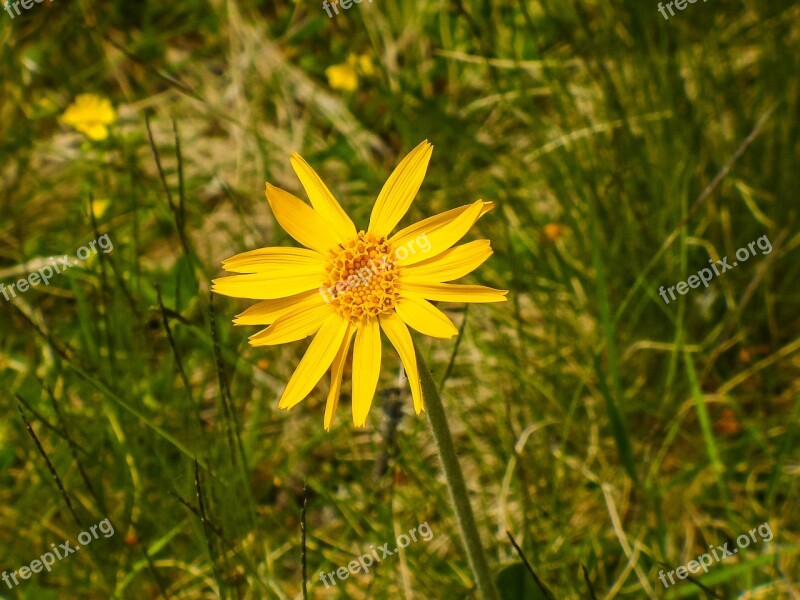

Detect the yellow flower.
xmin=542 ymin=223 xmax=565 ymax=242
xmin=59 ymin=94 xmax=116 ymax=141
xmin=91 ymin=198 xmax=110 ymax=218
xmin=325 ymin=53 xmax=375 ymax=91
xmin=351 ymin=52 xmax=374 ymax=76
xmin=325 ymin=62 xmax=358 ymax=92
xmin=213 ymin=141 xmax=507 ymax=429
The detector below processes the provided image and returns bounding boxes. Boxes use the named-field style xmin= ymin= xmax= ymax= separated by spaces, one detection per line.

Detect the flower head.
xmin=91 ymin=198 xmax=110 ymax=218
xmin=542 ymin=223 xmax=565 ymax=242
xmin=325 ymin=53 xmax=374 ymax=91
xmin=59 ymin=94 xmax=116 ymax=141
xmin=353 ymin=53 xmax=374 ymax=76
xmin=213 ymin=141 xmax=507 ymax=429
xmin=325 ymin=62 xmax=358 ymax=92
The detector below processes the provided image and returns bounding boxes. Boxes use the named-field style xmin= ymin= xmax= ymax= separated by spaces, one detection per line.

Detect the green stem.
xmin=415 ymin=343 xmax=500 ymax=600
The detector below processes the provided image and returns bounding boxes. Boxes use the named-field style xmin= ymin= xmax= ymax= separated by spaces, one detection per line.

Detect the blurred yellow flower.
xmin=213 ymin=141 xmax=507 ymax=429
xmin=37 ymin=97 xmax=56 ymax=111
xmin=353 ymin=53 xmax=374 ymax=76
xmin=59 ymin=94 xmax=116 ymax=141
xmin=325 ymin=62 xmax=358 ymax=92
xmin=325 ymin=53 xmax=375 ymax=91
xmin=542 ymin=223 xmax=565 ymax=242
xmin=91 ymin=198 xmax=110 ymax=218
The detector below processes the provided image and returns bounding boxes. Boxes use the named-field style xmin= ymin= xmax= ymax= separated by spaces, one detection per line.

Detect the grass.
xmin=1 ymin=0 xmax=799 ymax=597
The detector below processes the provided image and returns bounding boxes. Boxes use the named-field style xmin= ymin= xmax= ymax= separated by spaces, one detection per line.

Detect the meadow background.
xmin=1 ymin=0 xmax=799 ymax=597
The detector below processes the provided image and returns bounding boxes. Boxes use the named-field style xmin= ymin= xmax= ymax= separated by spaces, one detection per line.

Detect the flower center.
xmin=322 ymin=231 xmax=399 ymax=321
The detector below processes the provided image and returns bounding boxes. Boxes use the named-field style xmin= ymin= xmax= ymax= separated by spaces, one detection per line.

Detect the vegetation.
xmin=1 ymin=0 xmax=798 ymax=597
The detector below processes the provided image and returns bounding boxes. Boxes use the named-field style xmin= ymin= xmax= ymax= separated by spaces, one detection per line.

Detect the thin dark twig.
xmin=155 ymin=283 xmax=203 ymax=431
xmin=170 ymin=490 xmax=273 ymax=596
xmin=440 ymin=305 xmax=469 ymax=390
xmin=656 ymin=561 xmax=723 ymax=598
xmin=301 ymin=481 xmax=308 ymax=600
xmin=615 ymin=105 xmax=777 ymax=319
xmin=374 ymin=387 xmax=403 ymax=478
xmin=141 ymin=544 xmax=170 ymax=599
xmin=144 ymin=115 xmax=193 ymax=261
xmin=208 ymin=292 xmax=240 ymax=468
xmin=88 ymin=190 xmax=116 ymax=373
xmin=9 ymin=304 xmax=76 ymax=362
xmin=506 ymin=530 xmax=554 ymax=599
xmin=15 ymin=392 xmax=78 ymax=450
xmin=157 ymin=305 xmax=195 ymax=327
xmin=99 ymin=234 xmax=138 ymax=316
xmin=700 ymin=226 xmax=791 ymax=384
xmin=40 ymin=382 xmax=104 ymax=512
xmin=102 ymin=33 xmax=198 ymax=99
xmin=172 ymin=120 xmax=186 ymax=233
xmin=194 ymin=459 xmax=224 ymax=595
xmin=208 ymin=294 xmax=259 ymax=532
xmin=168 ymin=490 xmax=223 ymax=537
xmin=145 ymin=113 xmax=175 ymax=211
xmin=17 ymin=400 xmax=83 ymax=527
xmin=581 ymin=564 xmax=598 ymax=600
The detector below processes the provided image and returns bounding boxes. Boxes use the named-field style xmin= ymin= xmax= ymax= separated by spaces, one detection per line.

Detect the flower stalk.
xmin=415 ymin=342 xmax=500 ymax=600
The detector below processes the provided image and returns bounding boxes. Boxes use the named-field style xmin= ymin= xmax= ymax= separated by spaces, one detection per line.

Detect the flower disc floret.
xmin=324 ymin=231 xmax=399 ymax=321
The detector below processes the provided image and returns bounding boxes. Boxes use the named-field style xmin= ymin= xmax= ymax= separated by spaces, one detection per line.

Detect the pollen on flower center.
xmin=322 ymin=231 xmax=399 ymax=321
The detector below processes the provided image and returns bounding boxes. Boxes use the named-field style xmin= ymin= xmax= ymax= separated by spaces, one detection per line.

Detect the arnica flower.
xmin=213 ymin=141 xmax=507 ymax=429
xmin=59 ymin=94 xmax=116 ymax=141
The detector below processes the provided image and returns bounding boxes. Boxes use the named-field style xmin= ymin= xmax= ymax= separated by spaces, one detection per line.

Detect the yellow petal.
xmin=60 ymin=94 xmax=116 ymax=126
xmin=325 ymin=63 xmax=358 ymax=91
xmin=324 ymin=322 xmax=356 ymax=431
xmin=390 ymin=199 xmax=493 ymax=253
xmin=91 ymin=198 xmax=110 ymax=218
xmin=290 ymin=153 xmax=357 ymax=241
xmin=87 ymin=96 xmax=116 ymax=124
xmin=368 ymin=140 xmax=433 ymax=237
xmin=357 ymin=54 xmax=375 ymax=76
xmin=401 ymin=282 xmax=508 ymax=303
xmin=222 ymin=246 xmax=325 ymax=274
xmin=79 ymin=122 xmax=109 ymax=141
xmin=278 ymin=316 xmax=350 ymax=410
xmin=399 ymin=240 xmax=493 ymax=283
xmin=393 ymin=200 xmax=484 ymax=266
xmin=351 ymin=318 xmax=382 ymax=427
xmin=395 ymin=293 xmax=458 ymax=338
xmin=265 ymin=184 xmax=343 ymax=255
xmin=248 ymin=300 xmax=333 ymax=346
xmin=59 ymin=108 xmax=80 ymax=126
xmin=234 ymin=291 xmax=320 ymax=326
xmin=379 ymin=313 xmax=423 ymax=414
xmin=212 ymin=269 xmax=324 ymax=299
